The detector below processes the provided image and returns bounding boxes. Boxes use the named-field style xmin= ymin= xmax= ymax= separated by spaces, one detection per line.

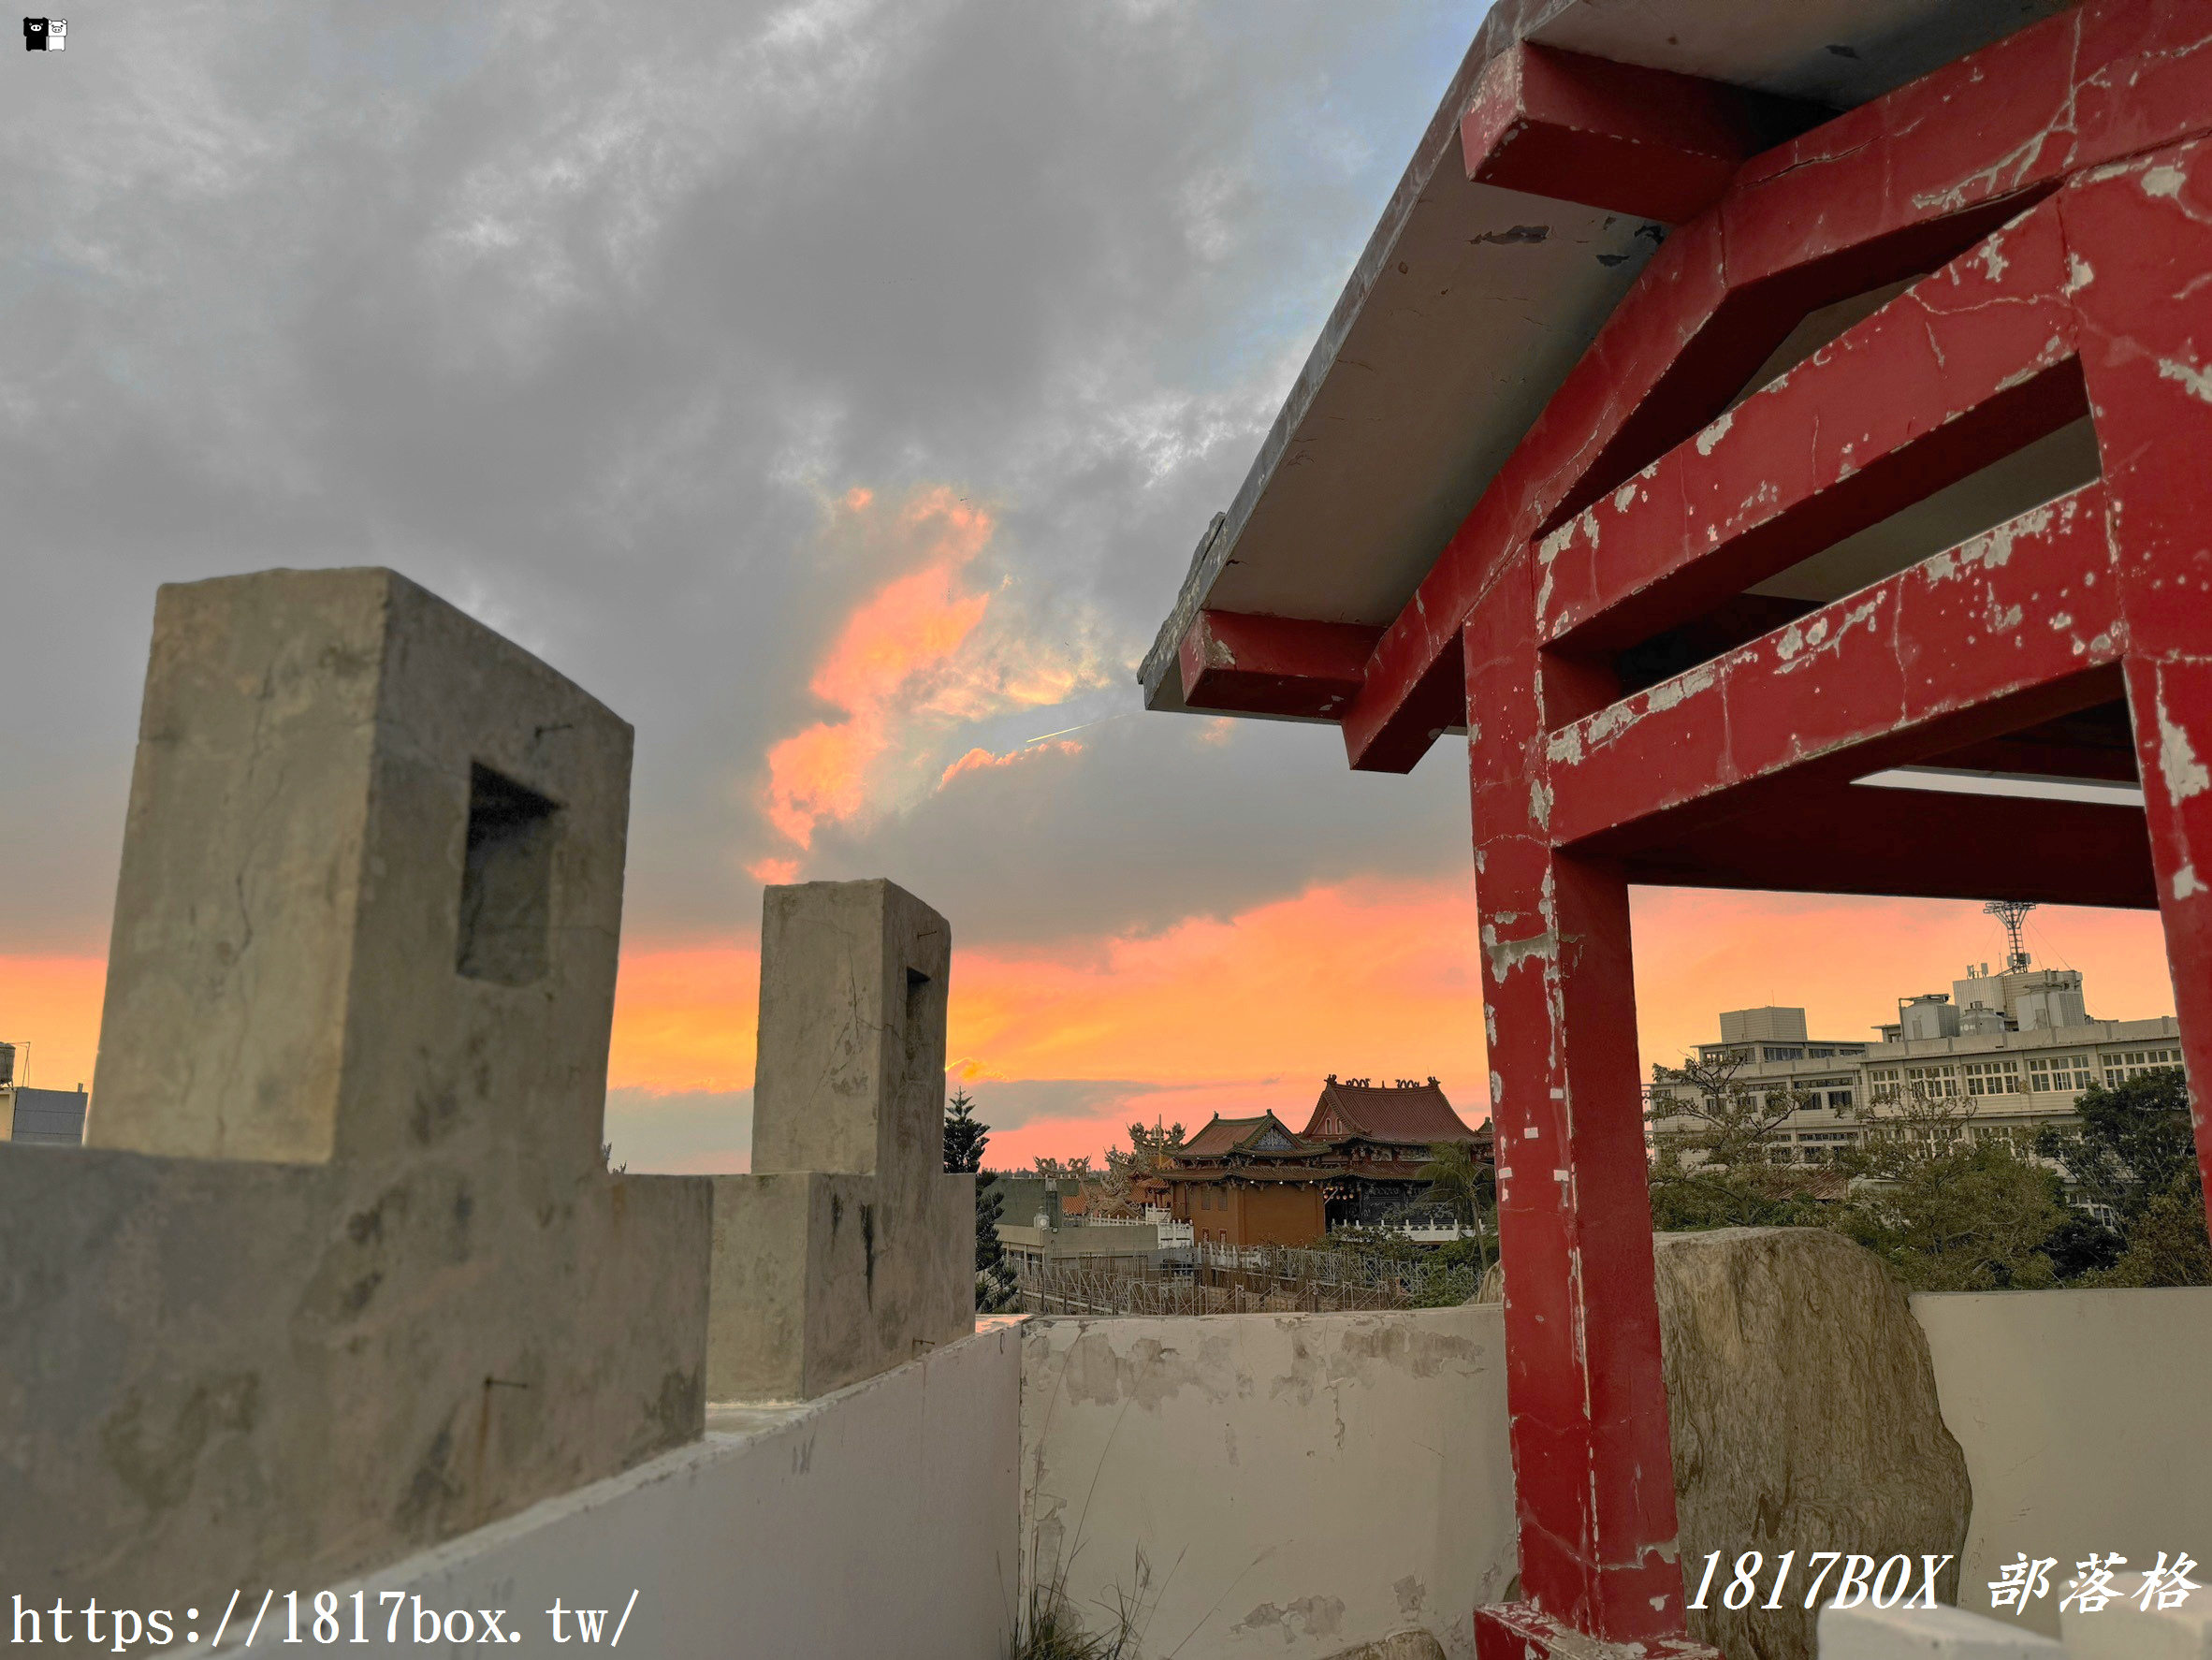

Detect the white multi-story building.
xmin=1652 ymin=964 xmax=2182 ymax=1164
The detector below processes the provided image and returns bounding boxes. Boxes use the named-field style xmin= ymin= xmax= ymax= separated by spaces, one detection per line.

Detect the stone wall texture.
xmin=1480 ymin=1226 xmax=1971 ymax=1660
xmin=0 ymin=570 xmax=713 ymax=1611
xmin=1657 ymin=1229 xmax=1970 ymax=1660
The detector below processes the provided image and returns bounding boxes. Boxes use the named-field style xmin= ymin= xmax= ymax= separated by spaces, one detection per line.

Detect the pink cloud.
xmin=937 ymin=737 xmax=1083 ymax=788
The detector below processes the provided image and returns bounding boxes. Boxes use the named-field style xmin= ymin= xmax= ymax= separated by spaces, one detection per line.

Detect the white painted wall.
xmin=1912 ymin=1287 xmax=2212 ymax=1640
xmin=1019 ymin=1304 xmax=1518 ymax=1660
xmin=181 ymin=1275 xmax=2209 ymax=1660
xmin=261 ymin=1323 xmax=1022 ymax=1658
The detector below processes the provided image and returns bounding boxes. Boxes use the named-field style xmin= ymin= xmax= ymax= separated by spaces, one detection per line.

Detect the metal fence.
xmin=1016 ymin=1239 xmax=1486 ymax=1317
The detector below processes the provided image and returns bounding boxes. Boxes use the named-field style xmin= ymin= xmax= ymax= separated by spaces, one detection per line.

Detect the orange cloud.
xmin=960 ymin=888 xmax=2176 ymax=1168
xmin=745 ymin=856 xmax=801 ymax=885
xmin=950 ymin=877 xmax=1487 ymax=1093
xmin=938 ymin=738 xmax=1083 ymax=788
xmin=761 ymin=488 xmax=995 ymax=849
xmin=601 ymin=881 xmax=2177 ymax=1169
xmin=756 ymin=485 xmax=1114 ymax=852
xmin=1626 ymin=889 xmax=2175 ymax=1062
xmin=810 ymin=559 xmax=992 ymax=710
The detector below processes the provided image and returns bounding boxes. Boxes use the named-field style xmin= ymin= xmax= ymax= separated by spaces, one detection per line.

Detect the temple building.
xmin=1301 ymin=1076 xmax=1492 ymax=1227
xmin=1144 ymin=1077 xmax=1491 ymax=1246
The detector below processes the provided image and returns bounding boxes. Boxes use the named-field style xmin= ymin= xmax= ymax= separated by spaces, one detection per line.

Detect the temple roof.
xmin=1300 ymin=1077 xmax=1479 ymax=1147
xmin=1139 ymin=0 xmax=2072 ymax=718
xmin=1179 ymin=1111 xmax=1317 ymax=1159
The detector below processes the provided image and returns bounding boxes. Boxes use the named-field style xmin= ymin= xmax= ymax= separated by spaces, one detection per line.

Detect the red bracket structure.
xmin=1156 ymin=5 xmax=2212 ymax=1654
xmin=1460 ymin=43 xmax=1779 ymax=224
xmin=1178 ymin=611 xmax=1381 ymax=721
xmin=1457 ymin=7 xmax=2212 ymax=1652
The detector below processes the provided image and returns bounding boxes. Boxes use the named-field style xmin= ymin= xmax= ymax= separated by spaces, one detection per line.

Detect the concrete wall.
xmin=1913 ymin=1286 xmax=2212 ymax=1640
xmin=1 ymin=570 xmax=712 ymax=1610
xmin=308 ymin=1324 xmax=1021 ymax=1659
xmin=1019 ymin=1305 xmax=1517 ymax=1660
xmin=706 ymin=880 xmax=974 ymax=1402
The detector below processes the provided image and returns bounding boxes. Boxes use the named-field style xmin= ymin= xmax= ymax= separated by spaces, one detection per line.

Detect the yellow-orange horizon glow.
xmin=0 ymin=954 xmax=108 ymax=1096
xmin=603 ymin=878 xmax=2177 ymax=1169
xmin=2 ymin=884 xmax=2178 ymax=1167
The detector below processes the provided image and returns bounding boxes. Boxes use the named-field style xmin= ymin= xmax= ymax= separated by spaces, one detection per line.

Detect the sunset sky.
xmin=0 ymin=2 xmax=2176 ymax=1172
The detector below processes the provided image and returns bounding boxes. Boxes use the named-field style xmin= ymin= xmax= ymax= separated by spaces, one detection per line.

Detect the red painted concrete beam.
xmin=1535 ymin=204 xmax=2084 ymax=658
xmin=1176 ymin=611 xmax=1381 ymax=721
xmin=1920 ymin=730 xmax=2139 ymax=783
xmin=1343 ymin=0 xmax=2212 ymax=776
xmin=1460 ymin=44 xmax=1772 ymax=225
xmin=2056 ymin=136 xmax=2212 ymax=1222
xmin=1620 ymin=781 xmax=2156 ymax=908
xmin=1544 ymin=482 xmax=2124 ymax=849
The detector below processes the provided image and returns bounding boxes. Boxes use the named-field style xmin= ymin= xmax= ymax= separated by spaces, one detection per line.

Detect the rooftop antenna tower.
xmin=1983 ymin=900 xmax=2036 ymax=973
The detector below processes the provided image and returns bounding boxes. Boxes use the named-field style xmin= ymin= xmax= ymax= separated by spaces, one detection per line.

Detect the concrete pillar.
xmin=707 ymin=880 xmax=974 ymax=1401
xmin=1463 ymin=592 xmax=1703 ymax=1658
xmin=2059 ymin=141 xmax=2212 ymax=1253
xmin=2 ymin=568 xmax=710 ymax=1610
xmin=1816 ymin=1605 xmax=2064 ymax=1658
xmin=90 ymin=566 xmax=630 ymax=1171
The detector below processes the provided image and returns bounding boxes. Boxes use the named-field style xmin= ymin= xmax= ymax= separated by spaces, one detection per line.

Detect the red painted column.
xmin=2065 ymin=138 xmax=2212 ymax=1230
xmin=1464 ymin=570 xmax=1711 ymax=1659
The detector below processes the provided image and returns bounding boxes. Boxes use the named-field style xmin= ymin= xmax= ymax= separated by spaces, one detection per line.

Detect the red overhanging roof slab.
xmin=1138 ymin=0 xmax=2074 ymax=719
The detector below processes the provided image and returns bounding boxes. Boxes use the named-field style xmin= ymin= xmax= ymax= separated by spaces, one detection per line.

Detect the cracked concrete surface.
xmin=1 ymin=568 xmax=711 ymax=1611
xmin=706 ymin=879 xmax=973 ymax=1402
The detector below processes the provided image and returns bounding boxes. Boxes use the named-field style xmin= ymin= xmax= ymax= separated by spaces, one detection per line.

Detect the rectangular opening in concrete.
xmin=904 ymin=966 xmax=931 ymax=1075
xmin=457 ymin=763 xmax=560 ymax=987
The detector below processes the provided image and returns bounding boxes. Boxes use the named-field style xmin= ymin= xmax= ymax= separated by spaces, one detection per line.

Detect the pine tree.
xmin=944 ymin=1088 xmax=1020 ymax=1310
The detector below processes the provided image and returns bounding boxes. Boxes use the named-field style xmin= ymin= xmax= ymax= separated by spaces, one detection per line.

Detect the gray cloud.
xmin=604 ymin=1085 xmax=752 ymax=1175
xmin=2 ymin=0 xmax=1487 ymax=958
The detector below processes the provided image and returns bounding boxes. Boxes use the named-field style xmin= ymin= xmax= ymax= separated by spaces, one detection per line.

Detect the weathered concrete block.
xmin=1020 ymin=1305 xmax=1517 ymax=1660
xmin=1816 ymin=1603 xmax=2063 ymax=1657
xmin=92 ymin=567 xmax=630 ymax=1170
xmin=706 ymin=881 xmax=972 ymax=1401
xmin=0 ymin=569 xmax=710 ymax=1611
xmin=2063 ymin=1601 xmax=2212 ymax=1659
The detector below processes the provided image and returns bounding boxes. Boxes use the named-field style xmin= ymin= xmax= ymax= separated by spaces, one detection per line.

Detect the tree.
xmin=1411 ymin=1140 xmax=1498 ymax=1280
xmin=1412 ymin=1142 xmax=1492 ymax=1227
xmin=1831 ymin=1139 xmax=2068 ymax=1291
xmin=1640 ymin=1054 xmax=2212 ymax=1295
xmin=2097 ymin=1175 xmax=2212 ymax=1288
xmin=1099 ymin=1119 xmax=1185 ymax=1214
xmin=2036 ymin=1068 xmax=2209 ymax=1288
xmin=944 ymin=1088 xmax=1019 ymax=1311
xmin=1645 ymin=1052 xmax=1832 ymax=1230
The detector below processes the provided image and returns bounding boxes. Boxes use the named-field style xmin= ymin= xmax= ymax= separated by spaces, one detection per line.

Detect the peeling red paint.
xmin=1442 ymin=24 xmax=2212 ymax=1660
xmin=1346 ymin=0 xmax=2212 ymax=776
xmin=1177 ymin=610 xmax=1382 ymax=720
xmin=1460 ymin=44 xmax=1781 ymax=225
xmin=1545 ymin=484 xmax=2121 ymax=847
xmin=1159 ymin=12 xmax=2212 ymax=1657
